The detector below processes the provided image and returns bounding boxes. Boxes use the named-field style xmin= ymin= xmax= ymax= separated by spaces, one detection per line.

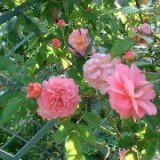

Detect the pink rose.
xmin=57 ymin=19 xmax=65 ymax=28
xmin=37 ymin=76 xmax=81 ymax=120
xmin=51 ymin=38 xmax=61 ymax=49
xmin=27 ymin=83 xmax=42 ymax=98
xmin=107 ymin=64 xmax=157 ymax=119
xmin=68 ymin=28 xmax=89 ymax=56
xmin=138 ymin=23 xmax=152 ymax=35
xmin=83 ymin=53 xmax=121 ymax=94
xmin=124 ymin=50 xmax=136 ymax=61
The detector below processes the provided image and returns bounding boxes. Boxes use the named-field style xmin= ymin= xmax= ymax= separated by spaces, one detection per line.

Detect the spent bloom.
xmin=124 ymin=50 xmax=136 ymax=61
xmin=134 ymin=35 xmax=148 ymax=46
xmin=83 ymin=53 xmax=121 ymax=94
xmin=138 ymin=23 xmax=152 ymax=35
xmin=133 ymin=23 xmax=151 ymax=35
xmin=37 ymin=76 xmax=81 ymax=120
xmin=57 ymin=19 xmax=65 ymax=28
xmin=27 ymin=83 xmax=42 ymax=98
xmin=51 ymin=38 xmax=61 ymax=49
xmin=68 ymin=28 xmax=89 ymax=56
xmin=107 ymin=64 xmax=157 ymax=119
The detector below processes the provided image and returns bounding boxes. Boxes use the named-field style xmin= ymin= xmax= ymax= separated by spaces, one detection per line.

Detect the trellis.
xmin=0 ymin=120 xmax=58 ymax=160
xmin=0 ymin=3 xmax=61 ymax=159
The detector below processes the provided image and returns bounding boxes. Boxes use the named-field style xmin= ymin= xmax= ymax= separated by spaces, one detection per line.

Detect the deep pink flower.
xmin=138 ymin=23 xmax=151 ymax=35
xmin=51 ymin=38 xmax=61 ymax=49
xmin=83 ymin=53 xmax=121 ymax=94
xmin=124 ymin=50 xmax=136 ymax=61
xmin=68 ymin=28 xmax=89 ymax=56
xmin=37 ymin=76 xmax=81 ymax=120
xmin=57 ymin=19 xmax=65 ymax=28
xmin=27 ymin=83 xmax=42 ymax=98
xmin=107 ymin=64 xmax=157 ymax=119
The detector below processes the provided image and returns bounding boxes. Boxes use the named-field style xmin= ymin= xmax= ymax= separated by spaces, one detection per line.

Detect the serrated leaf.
xmin=118 ymin=136 xmax=136 ymax=148
xmin=82 ymin=111 xmax=101 ymax=129
xmin=111 ymin=38 xmax=135 ymax=57
xmin=0 ymin=97 xmax=23 ymax=124
xmin=54 ymin=121 xmax=75 ymax=145
xmin=141 ymin=139 xmax=157 ymax=160
xmin=77 ymin=124 xmax=96 ymax=144
xmin=125 ymin=151 xmax=138 ymax=160
xmin=65 ymin=132 xmax=85 ymax=160
xmin=0 ymin=56 xmax=12 ymax=71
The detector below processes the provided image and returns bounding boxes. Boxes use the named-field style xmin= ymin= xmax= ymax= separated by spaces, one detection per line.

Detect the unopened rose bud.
xmin=124 ymin=50 xmax=136 ymax=61
xmin=57 ymin=19 xmax=65 ymax=28
xmin=51 ymin=38 xmax=61 ymax=49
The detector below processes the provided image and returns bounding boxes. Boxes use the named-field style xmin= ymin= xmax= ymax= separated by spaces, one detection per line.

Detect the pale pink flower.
xmin=51 ymin=38 xmax=61 ymax=49
xmin=68 ymin=28 xmax=89 ymax=56
xmin=138 ymin=23 xmax=151 ymax=35
xmin=37 ymin=76 xmax=81 ymax=120
xmin=124 ymin=50 xmax=136 ymax=61
xmin=57 ymin=19 xmax=65 ymax=28
xmin=83 ymin=53 xmax=121 ymax=94
xmin=27 ymin=83 xmax=42 ymax=98
xmin=119 ymin=149 xmax=129 ymax=160
xmin=107 ymin=64 xmax=157 ymax=119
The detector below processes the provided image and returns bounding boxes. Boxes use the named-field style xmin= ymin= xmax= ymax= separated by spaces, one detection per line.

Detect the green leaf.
xmin=77 ymin=124 xmax=96 ymax=144
xmin=125 ymin=151 xmax=138 ymax=160
xmin=118 ymin=136 xmax=136 ymax=148
xmin=111 ymin=38 xmax=135 ymax=57
xmin=141 ymin=139 xmax=157 ymax=160
xmin=65 ymin=132 xmax=85 ymax=160
xmin=0 ymin=97 xmax=23 ymax=124
xmin=54 ymin=121 xmax=75 ymax=145
xmin=82 ymin=111 xmax=101 ymax=129
xmin=0 ymin=56 xmax=12 ymax=71
xmin=0 ymin=2 xmax=29 ymax=25
xmin=120 ymin=6 xmax=139 ymax=15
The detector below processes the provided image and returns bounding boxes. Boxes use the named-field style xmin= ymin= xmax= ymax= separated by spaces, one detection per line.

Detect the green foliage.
xmin=0 ymin=0 xmax=160 ymax=159
xmin=111 ymin=37 xmax=135 ymax=57
xmin=0 ymin=97 xmax=23 ymax=124
xmin=118 ymin=136 xmax=136 ymax=148
xmin=82 ymin=111 xmax=101 ymax=129
xmin=54 ymin=121 xmax=75 ymax=145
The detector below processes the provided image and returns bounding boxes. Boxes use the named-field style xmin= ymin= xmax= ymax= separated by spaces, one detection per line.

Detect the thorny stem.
xmin=103 ymin=107 xmax=122 ymax=139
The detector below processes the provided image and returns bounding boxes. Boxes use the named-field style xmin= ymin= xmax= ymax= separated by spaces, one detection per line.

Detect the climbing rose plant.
xmin=1 ymin=0 xmax=160 ymax=159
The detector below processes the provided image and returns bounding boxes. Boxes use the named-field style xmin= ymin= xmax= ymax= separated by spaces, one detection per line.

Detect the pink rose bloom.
xmin=57 ymin=19 xmax=65 ymax=28
xmin=37 ymin=76 xmax=81 ymax=120
xmin=119 ymin=149 xmax=129 ymax=160
xmin=138 ymin=23 xmax=152 ymax=35
xmin=51 ymin=38 xmax=61 ymax=49
xmin=27 ymin=83 xmax=42 ymax=98
xmin=68 ymin=28 xmax=89 ymax=56
xmin=83 ymin=53 xmax=121 ymax=94
xmin=124 ymin=50 xmax=136 ymax=61
xmin=107 ymin=64 xmax=157 ymax=119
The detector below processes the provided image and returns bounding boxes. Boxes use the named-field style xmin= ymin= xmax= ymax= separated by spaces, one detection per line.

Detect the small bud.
xmin=124 ymin=50 xmax=136 ymax=61
xmin=57 ymin=19 xmax=65 ymax=28
xmin=51 ymin=38 xmax=61 ymax=49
